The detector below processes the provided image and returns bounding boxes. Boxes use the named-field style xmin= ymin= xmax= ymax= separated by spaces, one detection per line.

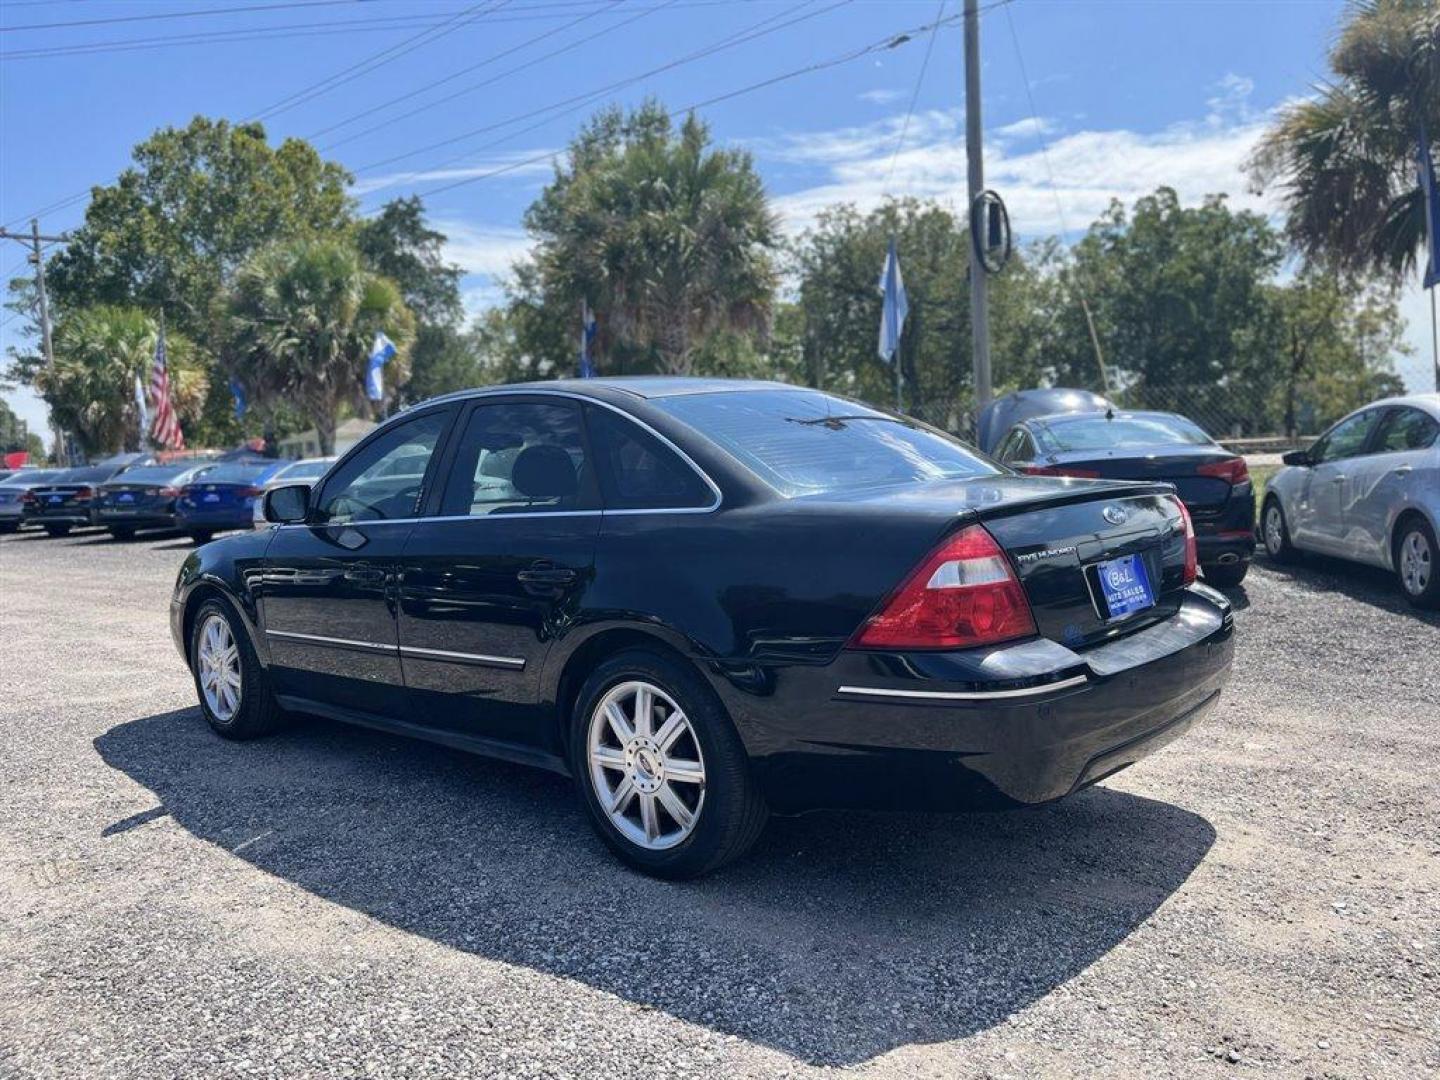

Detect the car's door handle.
xmin=343 ymin=567 xmax=385 ymax=585
xmin=1392 ymin=465 xmax=1413 ymax=476
xmin=1331 ymin=475 xmax=1347 ymax=483
xmin=517 ymin=564 xmax=577 ymax=586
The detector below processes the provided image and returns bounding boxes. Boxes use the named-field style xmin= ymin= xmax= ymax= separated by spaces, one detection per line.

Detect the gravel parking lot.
xmin=1 ymin=526 xmax=1436 ymax=1079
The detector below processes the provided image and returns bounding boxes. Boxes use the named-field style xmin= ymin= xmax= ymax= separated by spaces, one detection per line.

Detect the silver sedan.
xmin=250 ymin=456 xmax=335 ymax=528
xmin=1262 ymin=393 xmax=1440 ymax=609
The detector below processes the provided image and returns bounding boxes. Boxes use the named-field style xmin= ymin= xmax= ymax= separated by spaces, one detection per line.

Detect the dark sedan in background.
xmin=174 ymin=461 xmax=288 ymax=544
xmin=985 ymin=394 xmax=1255 ymax=587
xmin=0 ymin=468 xmax=66 ymax=533
xmin=22 ymin=463 xmax=136 ymax=536
xmin=170 ymin=379 xmax=1234 ymax=878
xmin=94 ymin=462 xmax=216 ymax=540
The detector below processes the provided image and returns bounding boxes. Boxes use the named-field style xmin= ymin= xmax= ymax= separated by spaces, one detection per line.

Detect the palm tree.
xmin=528 ymin=103 xmax=779 ymax=375
xmin=227 ymin=239 xmax=414 ymax=455
xmin=1251 ymin=0 xmax=1440 ymax=279
xmin=39 ymin=305 xmax=206 ymax=456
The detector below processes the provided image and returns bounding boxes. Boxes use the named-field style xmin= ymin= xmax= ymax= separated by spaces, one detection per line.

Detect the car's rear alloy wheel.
xmin=571 ymin=649 xmax=767 ymax=878
xmin=1396 ymin=518 xmax=1438 ymax=609
xmin=587 ymin=680 xmax=706 ymax=851
xmin=189 ymin=598 xmax=289 ymax=739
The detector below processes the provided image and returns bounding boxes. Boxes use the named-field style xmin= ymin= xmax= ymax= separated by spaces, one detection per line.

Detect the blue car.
xmin=175 ymin=460 xmax=288 ymax=544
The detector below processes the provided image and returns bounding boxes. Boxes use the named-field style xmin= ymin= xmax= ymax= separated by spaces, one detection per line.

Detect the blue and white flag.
xmin=366 ymin=332 xmax=398 ymax=402
xmin=228 ymin=377 xmax=247 ymax=420
xmin=1419 ymin=121 xmax=1440 ymax=290
xmin=578 ymin=301 xmax=597 ymax=378
xmin=877 ymin=236 xmax=909 ymax=364
xmin=133 ymin=372 xmax=149 ymax=444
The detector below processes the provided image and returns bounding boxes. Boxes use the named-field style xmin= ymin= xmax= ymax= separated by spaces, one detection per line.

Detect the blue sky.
xmin=2 ymin=0 xmax=1433 ymax=439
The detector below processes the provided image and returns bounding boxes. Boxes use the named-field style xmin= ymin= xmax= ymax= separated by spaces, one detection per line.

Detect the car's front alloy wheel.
xmin=189 ymin=598 xmax=289 ymax=739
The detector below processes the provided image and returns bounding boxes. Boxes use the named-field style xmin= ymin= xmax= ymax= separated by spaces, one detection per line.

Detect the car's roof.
xmin=428 ymin=377 xmax=798 ymax=406
xmin=1026 ymin=409 xmax=1192 ymax=427
xmin=1376 ymin=392 xmax=1439 ymax=412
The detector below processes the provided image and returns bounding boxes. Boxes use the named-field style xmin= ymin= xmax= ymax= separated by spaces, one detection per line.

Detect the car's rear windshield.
xmin=55 ymin=467 xmax=114 ymax=484
xmin=652 ymin=389 xmax=1000 ymax=497
xmin=2 ymin=469 xmax=62 ymax=485
xmin=279 ymin=459 xmax=330 ymax=480
xmin=1038 ymin=414 xmax=1212 ymax=452
xmin=199 ymin=463 xmax=272 ymax=484
xmin=107 ymin=465 xmax=191 ymax=484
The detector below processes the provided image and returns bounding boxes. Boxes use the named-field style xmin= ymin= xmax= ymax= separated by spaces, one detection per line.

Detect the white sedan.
xmin=250 ymin=456 xmax=336 ymax=528
xmin=1262 ymin=393 xmax=1439 ymax=608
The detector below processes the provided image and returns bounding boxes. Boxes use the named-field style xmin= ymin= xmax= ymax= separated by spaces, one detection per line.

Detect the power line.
xmin=0 ymin=0 xmax=377 ymax=34
xmin=410 ymin=3 xmax=976 ymax=202
xmin=246 ymin=0 xmax=508 ymax=124
xmin=884 ymin=0 xmax=946 ymax=190
xmin=311 ymin=0 xmax=633 ymax=143
xmin=349 ymin=0 xmax=840 ymax=178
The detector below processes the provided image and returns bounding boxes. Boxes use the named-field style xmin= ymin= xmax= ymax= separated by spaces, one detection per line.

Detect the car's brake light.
xmin=1169 ymin=495 xmax=1197 ymax=585
xmin=1196 ymin=457 xmax=1249 ymax=485
xmin=158 ymin=486 xmax=181 ymax=498
xmin=20 ymin=491 xmax=37 ymax=505
xmin=850 ymin=525 xmax=1037 ymax=650
xmin=72 ymin=486 xmax=93 ymax=502
xmin=239 ymin=486 xmax=263 ymax=498
xmin=1021 ymin=465 xmax=1101 ymax=478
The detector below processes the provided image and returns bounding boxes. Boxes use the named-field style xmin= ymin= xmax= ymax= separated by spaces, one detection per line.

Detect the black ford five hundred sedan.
xmin=170 ymin=379 xmax=1234 ymax=878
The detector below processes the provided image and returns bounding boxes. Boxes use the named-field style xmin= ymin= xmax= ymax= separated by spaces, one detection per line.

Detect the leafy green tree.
xmin=227 ymin=240 xmax=415 ymax=455
xmin=1251 ymin=0 xmax=1440 ymax=278
xmin=36 ymin=306 xmax=206 ymax=456
xmin=0 ymin=398 xmax=42 ymax=462
xmin=522 ymin=102 xmax=779 ymax=375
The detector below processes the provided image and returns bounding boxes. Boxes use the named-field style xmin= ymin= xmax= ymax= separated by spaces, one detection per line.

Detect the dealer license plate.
xmin=1096 ymin=553 xmax=1155 ymax=620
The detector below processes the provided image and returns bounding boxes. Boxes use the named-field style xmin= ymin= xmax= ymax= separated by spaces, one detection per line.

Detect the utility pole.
xmin=963 ymin=0 xmax=991 ymax=412
xmin=1 ymin=221 xmax=70 ymax=463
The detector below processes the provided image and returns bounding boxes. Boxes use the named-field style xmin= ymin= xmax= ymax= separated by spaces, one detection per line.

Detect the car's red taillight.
xmin=1021 ymin=465 xmax=1101 ymax=478
xmin=1196 ymin=457 xmax=1249 ymax=486
xmin=20 ymin=491 xmax=37 ymax=505
xmin=239 ymin=486 xmax=263 ymax=498
xmin=72 ymin=486 xmax=94 ymax=502
xmin=1170 ymin=495 xmax=1197 ymax=585
xmin=158 ymin=486 xmax=181 ymax=498
xmin=850 ymin=524 xmax=1037 ymax=650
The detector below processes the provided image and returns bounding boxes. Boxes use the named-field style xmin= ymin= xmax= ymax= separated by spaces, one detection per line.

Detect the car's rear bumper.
xmin=729 ymin=584 xmax=1234 ymax=813
xmin=1193 ymin=488 xmax=1256 ymax=564
xmin=176 ymin=510 xmax=252 ymax=531
xmin=97 ymin=510 xmax=177 ymax=529
xmin=30 ymin=510 xmax=93 ymax=525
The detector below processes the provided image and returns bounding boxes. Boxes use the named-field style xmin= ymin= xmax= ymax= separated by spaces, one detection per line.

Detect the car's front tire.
xmin=1394 ymin=516 xmax=1438 ymax=610
xmin=109 ymin=526 xmax=135 ymax=542
xmin=189 ymin=598 xmax=289 ymax=739
xmin=188 ymin=529 xmax=213 ymax=545
xmin=570 ymin=648 xmax=767 ymax=879
xmin=1261 ymin=496 xmax=1297 ymax=563
xmin=43 ymin=524 xmax=71 ymax=537
xmin=1202 ymin=560 xmax=1249 ymax=588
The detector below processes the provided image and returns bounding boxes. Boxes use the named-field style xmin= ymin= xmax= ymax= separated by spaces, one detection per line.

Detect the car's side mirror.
xmin=1281 ymin=450 xmax=1311 ymax=467
xmin=263 ymin=484 xmax=310 ymax=524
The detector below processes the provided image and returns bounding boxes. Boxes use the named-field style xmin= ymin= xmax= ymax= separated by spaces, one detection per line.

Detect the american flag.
xmin=148 ymin=322 xmax=184 ymax=451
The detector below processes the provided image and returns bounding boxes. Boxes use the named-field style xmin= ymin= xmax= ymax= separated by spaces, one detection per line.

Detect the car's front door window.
xmin=1313 ymin=409 xmax=1381 ymax=464
xmin=314 ymin=410 xmax=450 ymax=524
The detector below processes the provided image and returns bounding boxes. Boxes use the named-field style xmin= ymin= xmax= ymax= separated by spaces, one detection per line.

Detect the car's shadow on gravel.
xmin=96 ymin=707 xmax=1215 ymax=1067
xmin=1257 ymin=551 xmax=1440 ymax=625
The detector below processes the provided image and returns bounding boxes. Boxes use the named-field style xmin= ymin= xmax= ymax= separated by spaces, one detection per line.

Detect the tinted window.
xmin=200 ymin=463 xmax=273 ymax=484
xmin=109 ymin=465 xmax=192 ymax=485
xmin=653 ymin=389 xmax=999 ymax=497
xmin=1037 ymin=414 xmax=1212 ymax=451
xmin=440 ymin=400 xmax=594 ymax=516
xmin=276 ymin=459 xmax=331 ymax=481
xmin=316 ymin=410 xmax=450 ymax=523
xmin=586 ymin=406 xmax=713 ymax=510
xmin=1375 ymin=407 xmax=1440 ymax=453
xmin=55 ymin=467 xmax=115 ymax=484
xmin=1313 ymin=409 xmax=1382 ymax=463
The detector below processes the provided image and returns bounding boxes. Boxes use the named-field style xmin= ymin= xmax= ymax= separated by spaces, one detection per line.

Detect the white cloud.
xmin=351 ymin=151 xmax=557 ymax=197
xmin=858 ymin=88 xmax=904 ymax=105
xmin=433 ymin=220 xmax=533 ymax=278
xmin=994 ymin=116 xmax=1058 ymax=141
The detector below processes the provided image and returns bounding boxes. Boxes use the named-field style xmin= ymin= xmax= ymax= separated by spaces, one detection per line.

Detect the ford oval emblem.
xmin=1102 ymin=505 xmax=1128 ymax=526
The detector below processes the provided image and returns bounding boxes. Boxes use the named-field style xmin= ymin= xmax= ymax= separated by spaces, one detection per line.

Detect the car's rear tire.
xmin=1394 ymin=516 xmax=1439 ymax=610
xmin=109 ymin=526 xmax=136 ymax=542
xmin=569 ymin=648 xmax=768 ymax=879
xmin=43 ymin=524 xmax=71 ymax=538
xmin=1261 ymin=497 xmax=1297 ymax=564
xmin=1202 ymin=560 xmax=1249 ymax=588
xmin=0 ymin=521 xmax=16 ymax=534
xmin=189 ymin=598 xmax=290 ymax=739
xmin=188 ymin=529 xmax=213 ymax=545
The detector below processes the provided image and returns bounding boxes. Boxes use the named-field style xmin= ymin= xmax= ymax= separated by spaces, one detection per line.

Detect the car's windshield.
xmin=199 ymin=463 xmax=273 ymax=484
xmin=107 ymin=465 xmax=193 ymax=485
xmin=652 ymin=389 xmax=1000 ymax=496
xmin=278 ymin=459 xmax=331 ymax=481
xmin=1037 ymin=414 xmax=1212 ymax=452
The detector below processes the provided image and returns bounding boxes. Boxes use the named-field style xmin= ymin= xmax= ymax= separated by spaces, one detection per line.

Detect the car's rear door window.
xmin=1374 ymin=407 xmax=1440 ymax=453
xmin=585 ymin=406 xmax=714 ymax=510
xmin=439 ymin=400 xmax=597 ymax=516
